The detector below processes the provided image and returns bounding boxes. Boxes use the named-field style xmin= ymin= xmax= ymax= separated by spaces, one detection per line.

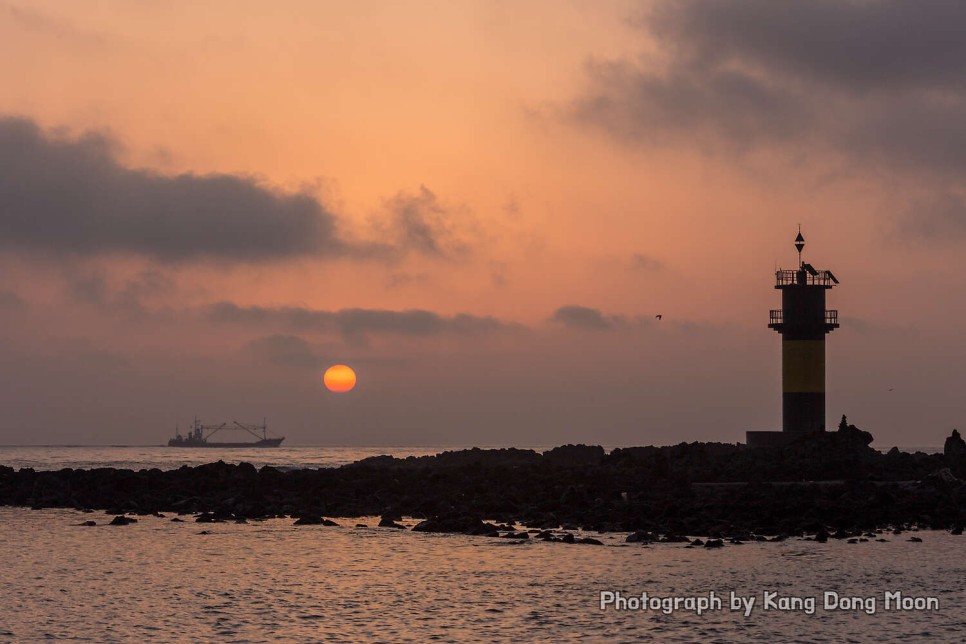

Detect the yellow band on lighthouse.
xmin=782 ymin=340 xmax=825 ymax=393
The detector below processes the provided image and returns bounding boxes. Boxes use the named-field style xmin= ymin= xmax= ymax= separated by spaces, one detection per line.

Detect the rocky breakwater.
xmin=1 ymin=426 xmax=964 ymax=540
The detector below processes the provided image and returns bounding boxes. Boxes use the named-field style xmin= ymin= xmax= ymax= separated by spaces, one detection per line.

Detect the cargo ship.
xmin=168 ymin=418 xmax=284 ymax=447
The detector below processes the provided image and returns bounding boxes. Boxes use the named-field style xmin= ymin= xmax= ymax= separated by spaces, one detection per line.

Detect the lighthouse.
xmin=747 ymin=230 xmax=839 ymax=447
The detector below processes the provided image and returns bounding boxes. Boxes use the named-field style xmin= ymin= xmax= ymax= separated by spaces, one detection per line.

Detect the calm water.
xmin=1 ymin=446 xmax=959 ymax=641
xmin=0 ymin=445 xmax=526 ymax=472
xmin=1 ymin=508 xmax=962 ymax=642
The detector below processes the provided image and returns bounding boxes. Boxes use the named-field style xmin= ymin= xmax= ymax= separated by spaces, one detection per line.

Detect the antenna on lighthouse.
xmin=794 ymin=225 xmax=805 ymax=267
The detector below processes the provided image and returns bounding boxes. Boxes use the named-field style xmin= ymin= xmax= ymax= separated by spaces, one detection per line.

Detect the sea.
xmin=1 ymin=446 xmax=961 ymax=642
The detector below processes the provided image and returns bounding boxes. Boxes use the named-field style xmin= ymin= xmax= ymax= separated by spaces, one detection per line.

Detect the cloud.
xmin=646 ymin=0 xmax=966 ymax=94
xmin=61 ymin=267 xmax=176 ymax=319
xmin=550 ymin=305 xmax=620 ymax=331
xmin=571 ymin=0 xmax=966 ymax=177
xmin=0 ymin=1 xmax=109 ymax=50
xmin=630 ymin=253 xmax=662 ymax=271
xmin=549 ymin=304 xmax=662 ymax=332
xmin=0 ymin=117 xmax=345 ymax=262
xmin=375 ymin=185 xmax=477 ymax=260
xmin=0 ymin=289 xmax=24 ymax=310
xmin=898 ymin=191 xmax=966 ymax=241
xmin=246 ymin=334 xmax=324 ymax=368
xmin=207 ymin=302 xmax=519 ymax=339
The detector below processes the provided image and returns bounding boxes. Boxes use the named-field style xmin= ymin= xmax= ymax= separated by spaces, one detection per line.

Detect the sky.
xmin=1 ymin=0 xmax=964 ymax=447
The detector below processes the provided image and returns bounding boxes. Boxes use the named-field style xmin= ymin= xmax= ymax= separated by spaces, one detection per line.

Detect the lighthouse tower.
xmin=747 ymin=230 xmax=839 ymax=447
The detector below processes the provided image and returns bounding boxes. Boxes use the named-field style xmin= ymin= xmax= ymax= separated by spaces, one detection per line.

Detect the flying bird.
xmin=655 ymin=315 xmax=662 ymax=320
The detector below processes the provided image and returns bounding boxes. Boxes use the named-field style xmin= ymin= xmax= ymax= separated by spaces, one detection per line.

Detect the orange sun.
xmin=323 ymin=364 xmax=357 ymax=392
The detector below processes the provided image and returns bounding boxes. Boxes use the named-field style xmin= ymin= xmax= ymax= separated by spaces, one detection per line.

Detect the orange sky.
xmin=1 ymin=1 xmax=964 ymax=446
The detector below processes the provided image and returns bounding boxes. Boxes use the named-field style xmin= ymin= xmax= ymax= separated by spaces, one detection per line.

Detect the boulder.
xmin=109 ymin=515 xmax=136 ymax=526
xmin=923 ymin=468 xmax=960 ymax=487
xmin=944 ymin=429 xmax=966 ymax=460
xmin=625 ymin=530 xmax=655 ymax=543
xmin=378 ymin=516 xmax=406 ymax=529
xmin=195 ymin=512 xmax=221 ymax=523
xmin=661 ymin=534 xmax=690 ymax=543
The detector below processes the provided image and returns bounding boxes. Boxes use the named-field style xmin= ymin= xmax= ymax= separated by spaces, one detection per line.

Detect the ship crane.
xmin=232 ymin=420 xmax=280 ymax=442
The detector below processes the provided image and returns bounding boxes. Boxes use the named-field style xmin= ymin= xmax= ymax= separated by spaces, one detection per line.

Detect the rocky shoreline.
xmin=2 ymin=425 xmax=965 ymax=542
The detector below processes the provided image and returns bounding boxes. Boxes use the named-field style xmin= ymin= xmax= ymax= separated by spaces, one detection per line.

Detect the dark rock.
xmin=908 ymin=536 xmax=923 ymax=542
xmin=322 ymin=519 xmax=339 ymax=527
xmin=662 ymin=534 xmax=690 ymax=543
xmin=690 ymin=538 xmax=704 ymax=546
xmin=543 ymin=444 xmax=605 ymax=466
xmin=951 ymin=526 xmax=963 ymax=535
xmin=837 ymin=415 xmax=874 ymax=446
xmin=626 ymin=530 xmax=655 ymax=543
xmin=704 ymin=539 xmax=724 ymax=548
xmin=815 ymin=529 xmax=829 ymax=543
xmin=560 ymin=533 xmax=575 ymax=544
xmin=922 ymin=468 xmax=960 ymax=487
xmin=293 ymin=516 xmax=323 ymax=525
xmin=578 ymin=537 xmax=604 ymax=545
xmin=195 ymin=512 xmax=221 ymax=523
xmin=80 ymin=520 xmax=96 ymax=527
xmin=109 ymin=515 xmax=136 ymax=526
xmin=355 ymin=524 xmax=368 ymax=528
xmin=411 ymin=515 xmax=496 ymax=534
xmin=378 ymin=516 xmax=406 ymax=529
xmin=1 ymin=436 xmax=962 ymax=538
xmin=170 ymin=517 xmax=184 ymax=522
xmin=944 ymin=429 xmax=966 ymax=460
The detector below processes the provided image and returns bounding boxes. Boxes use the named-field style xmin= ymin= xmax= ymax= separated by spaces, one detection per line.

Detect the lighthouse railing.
xmin=775 ymin=269 xmax=837 ymax=287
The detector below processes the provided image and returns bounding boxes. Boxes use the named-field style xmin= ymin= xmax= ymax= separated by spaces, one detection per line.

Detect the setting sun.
xmin=323 ymin=365 xmax=357 ymax=393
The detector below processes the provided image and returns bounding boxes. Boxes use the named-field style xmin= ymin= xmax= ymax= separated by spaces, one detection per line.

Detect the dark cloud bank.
xmin=207 ymin=302 xmax=518 ymax=340
xmin=550 ymin=305 xmax=653 ymax=331
xmin=574 ymin=0 xmax=966 ymax=183
xmin=0 ymin=118 xmax=344 ymax=261
xmin=0 ymin=117 xmax=478 ymax=263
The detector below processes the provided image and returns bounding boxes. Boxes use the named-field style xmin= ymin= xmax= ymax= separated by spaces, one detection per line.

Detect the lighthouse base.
xmin=745 ymin=430 xmax=824 ymax=448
